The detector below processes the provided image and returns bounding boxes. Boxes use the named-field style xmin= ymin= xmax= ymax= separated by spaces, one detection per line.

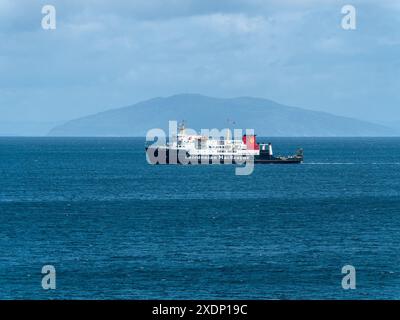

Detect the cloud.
xmin=0 ymin=0 xmax=400 ymax=125
xmin=195 ymin=14 xmax=266 ymax=35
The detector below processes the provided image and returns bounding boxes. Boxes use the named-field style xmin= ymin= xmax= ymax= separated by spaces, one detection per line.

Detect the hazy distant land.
xmin=44 ymin=94 xmax=397 ymax=137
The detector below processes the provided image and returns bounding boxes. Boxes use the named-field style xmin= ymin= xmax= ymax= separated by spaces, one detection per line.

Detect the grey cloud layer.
xmin=0 ymin=0 xmax=399 ymax=124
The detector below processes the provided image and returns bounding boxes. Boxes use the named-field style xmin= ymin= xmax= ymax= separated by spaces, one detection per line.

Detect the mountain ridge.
xmin=47 ymin=94 xmax=395 ymax=137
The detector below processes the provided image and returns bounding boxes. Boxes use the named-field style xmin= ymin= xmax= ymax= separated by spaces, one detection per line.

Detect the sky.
xmin=1 ymin=0 xmax=400 ymax=133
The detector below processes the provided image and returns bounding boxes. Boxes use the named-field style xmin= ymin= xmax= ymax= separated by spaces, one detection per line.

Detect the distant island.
xmin=47 ymin=94 xmax=396 ymax=137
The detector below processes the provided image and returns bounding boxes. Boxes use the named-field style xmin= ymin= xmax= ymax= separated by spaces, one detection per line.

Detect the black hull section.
xmin=146 ymin=147 xmax=303 ymax=164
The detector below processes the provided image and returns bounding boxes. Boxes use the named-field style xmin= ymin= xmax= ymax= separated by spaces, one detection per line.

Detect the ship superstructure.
xmin=146 ymin=122 xmax=303 ymax=164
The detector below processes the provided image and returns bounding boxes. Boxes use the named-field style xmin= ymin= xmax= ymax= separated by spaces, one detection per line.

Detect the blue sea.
xmin=0 ymin=137 xmax=400 ymax=299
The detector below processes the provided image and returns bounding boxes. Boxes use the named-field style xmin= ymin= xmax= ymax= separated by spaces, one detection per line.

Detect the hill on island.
xmin=48 ymin=94 xmax=394 ymax=137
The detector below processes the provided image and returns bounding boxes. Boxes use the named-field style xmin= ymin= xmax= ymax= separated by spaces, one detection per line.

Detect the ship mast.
xmin=226 ymin=118 xmax=236 ymax=141
xmin=179 ymin=120 xmax=185 ymax=136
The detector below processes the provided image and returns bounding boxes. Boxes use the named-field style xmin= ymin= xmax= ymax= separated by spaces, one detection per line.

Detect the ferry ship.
xmin=146 ymin=123 xmax=303 ymax=164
